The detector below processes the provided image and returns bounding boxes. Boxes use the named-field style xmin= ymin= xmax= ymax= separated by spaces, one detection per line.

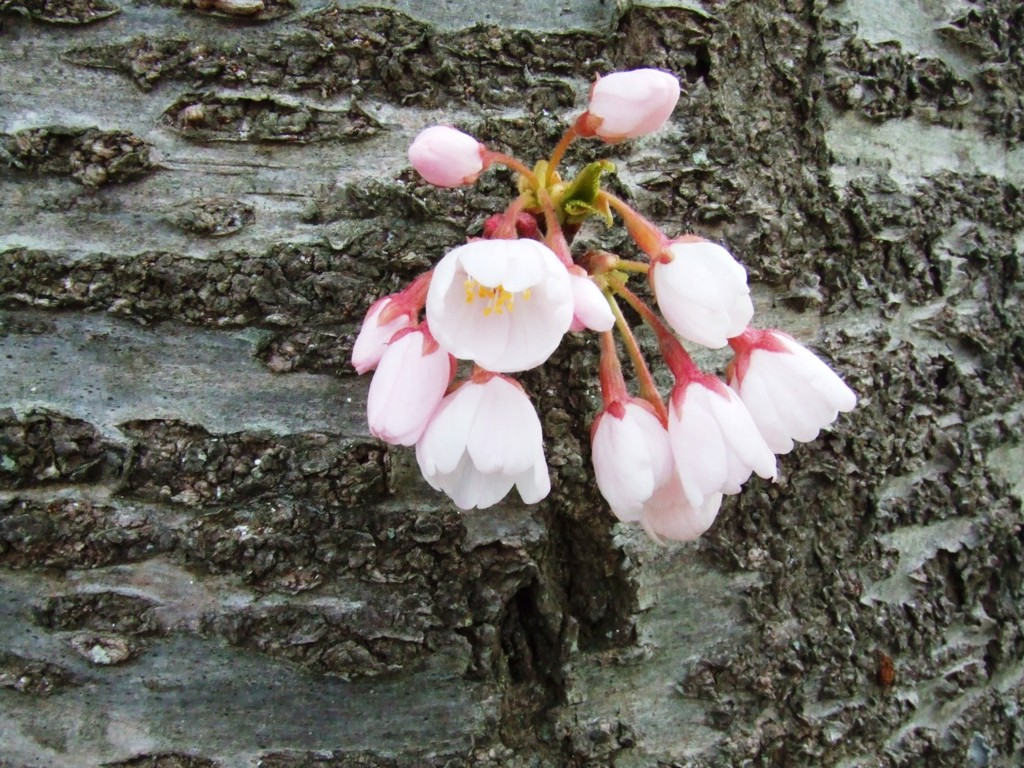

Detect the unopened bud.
xmin=579 ymin=69 xmax=681 ymax=142
xmin=408 ymin=126 xmax=485 ymax=187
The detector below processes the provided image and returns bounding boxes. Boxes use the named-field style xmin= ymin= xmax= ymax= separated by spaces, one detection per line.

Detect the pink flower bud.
xmin=482 ymin=211 xmax=541 ymax=240
xmin=408 ymin=126 xmax=485 ymax=188
xmin=580 ymin=69 xmax=681 ymax=142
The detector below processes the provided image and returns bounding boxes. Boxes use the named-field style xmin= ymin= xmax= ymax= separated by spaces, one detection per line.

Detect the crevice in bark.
xmin=499 ymin=579 xmax=563 ymax=696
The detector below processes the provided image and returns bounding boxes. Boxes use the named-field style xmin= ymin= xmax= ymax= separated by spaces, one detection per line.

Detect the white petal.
xmin=653 ymin=242 xmax=753 ymax=349
xmin=708 ymin=387 xmax=777 ymax=482
xmin=642 ymin=485 xmax=722 ymax=542
xmin=466 ymin=378 xmax=541 ymax=475
xmin=367 ymin=332 xmax=450 ymax=446
xmin=426 ymin=240 xmax=572 ymax=373
xmin=442 ymin=453 xmax=514 ymax=510
xmin=351 ymin=298 xmax=414 ymax=374
xmin=515 ymin=444 xmax=551 ymax=505
xmin=735 ymin=367 xmax=796 ymax=454
xmin=570 ymin=273 xmax=615 ymax=332
xmin=417 ymin=383 xmax=483 ymax=476
xmin=669 ymin=385 xmax=727 ymax=508
xmin=593 ymin=409 xmax=661 ymax=520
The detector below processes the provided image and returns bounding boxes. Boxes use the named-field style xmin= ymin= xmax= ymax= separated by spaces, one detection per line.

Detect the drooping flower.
xmin=728 ymin=329 xmax=857 ymax=454
xmin=426 ymin=239 xmax=573 ymax=373
xmin=569 ymin=269 xmax=615 ymax=332
xmin=408 ymin=126 xmax=485 ymax=188
xmin=591 ymin=398 xmax=722 ymax=541
xmin=351 ymin=296 xmax=417 ymax=375
xmin=640 ymin=482 xmax=723 ymax=543
xmin=650 ymin=238 xmax=754 ymax=349
xmin=667 ymin=374 xmax=777 ymax=510
xmin=415 ymin=374 xmax=550 ymax=510
xmin=366 ymin=327 xmax=454 ymax=446
xmin=578 ymin=68 xmax=681 ymax=142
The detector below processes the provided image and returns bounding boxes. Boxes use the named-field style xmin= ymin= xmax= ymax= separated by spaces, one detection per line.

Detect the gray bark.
xmin=1 ymin=0 xmax=1022 ymax=766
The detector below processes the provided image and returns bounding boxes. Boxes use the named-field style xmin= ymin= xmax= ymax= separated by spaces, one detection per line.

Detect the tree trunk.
xmin=2 ymin=0 xmax=1022 ymax=765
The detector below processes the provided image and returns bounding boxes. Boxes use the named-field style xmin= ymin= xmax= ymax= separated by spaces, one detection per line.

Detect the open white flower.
xmin=667 ymin=376 xmax=777 ymax=510
xmin=650 ymin=239 xmax=754 ymax=349
xmin=728 ymin=329 xmax=857 ymax=454
xmin=591 ymin=398 xmax=722 ymax=541
xmin=416 ymin=375 xmax=550 ymax=510
xmin=426 ymin=239 xmax=573 ymax=373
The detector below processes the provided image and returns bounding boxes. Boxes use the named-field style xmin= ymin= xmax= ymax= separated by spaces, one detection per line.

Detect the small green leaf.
xmin=560 ymin=160 xmax=615 ymax=225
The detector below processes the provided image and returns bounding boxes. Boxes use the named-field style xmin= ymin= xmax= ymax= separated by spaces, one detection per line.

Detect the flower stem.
xmin=600 ymin=191 xmax=670 ymax=259
xmin=598 ymin=331 xmax=629 ymax=404
xmin=481 ymin=150 xmax=539 ymax=186
xmin=492 ymin=196 xmax=527 ymax=240
xmin=381 ymin=270 xmax=432 ymax=321
xmin=537 ymin=188 xmax=574 ymax=267
xmin=607 ymin=292 xmax=667 ymax=422
xmin=613 ymin=259 xmax=650 ymax=274
xmin=612 ymin=280 xmax=699 ymax=383
xmin=546 ymin=123 xmax=578 ymax=185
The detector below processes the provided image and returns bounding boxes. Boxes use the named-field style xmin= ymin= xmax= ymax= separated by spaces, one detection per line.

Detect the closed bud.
xmin=580 ymin=69 xmax=681 ymax=142
xmin=408 ymin=126 xmax=485 ymax=188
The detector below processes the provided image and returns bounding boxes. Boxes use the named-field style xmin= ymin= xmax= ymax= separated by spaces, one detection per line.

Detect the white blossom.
xmin=416 ymin=376 xmax=550 ymax=510
xmin=426 ymin=239 xmax=573 ymax=373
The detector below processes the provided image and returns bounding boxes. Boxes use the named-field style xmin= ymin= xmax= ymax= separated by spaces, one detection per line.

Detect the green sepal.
xmin=560 ymin=160 xmax=615 ymax=226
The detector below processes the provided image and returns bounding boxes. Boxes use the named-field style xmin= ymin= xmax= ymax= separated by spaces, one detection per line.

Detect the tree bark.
xmin=1 ymin=0 xmax=1022 ymax=765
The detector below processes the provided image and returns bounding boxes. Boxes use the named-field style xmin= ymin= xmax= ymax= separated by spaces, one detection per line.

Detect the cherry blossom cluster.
xmin=352 ymin=69 xmax=856 ymax=540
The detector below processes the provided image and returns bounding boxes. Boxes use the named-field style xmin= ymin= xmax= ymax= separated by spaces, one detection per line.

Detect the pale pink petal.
xmin=417 ymin=384 xmax=484 ymax=476
xmin=465 ymin=378 xmax=541 ymax=475
xmin=642 ymin=485 xmax=722 ymax=543
xmin=459 ymin=240 xmax=547 ymax=292
xmin=779 ymin=336 xmax=858 ymax=413
xmin=515 ymin=445 xmax=551 ymax=504
xmin=733 ymin=368 xmax=794 ymax=454
xmin=570 ymin=273 xmax=615 ymax=332
xmin=408 ymin=126 xmax=484 ymax=188
xmin=443 ymin=453 xmax=514 ymax=510
xmin=670 ymin=385 xmax=727 ymax=508
xmin=367 ymin=331 xmax=450 ymax=446
xmin=586 ymin=69 xmax=681 ymax=141
xmin=351 ymin=298 xmax=414 ymax=374
xmin=652 ymin=241 xmax=753 ymax=349
xmin=707 ymin=387 xmax=777 ymax=482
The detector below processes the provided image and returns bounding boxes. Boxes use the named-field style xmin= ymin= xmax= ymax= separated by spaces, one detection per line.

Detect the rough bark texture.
xmin=1 ymin=0 xmax=1022 ymax=766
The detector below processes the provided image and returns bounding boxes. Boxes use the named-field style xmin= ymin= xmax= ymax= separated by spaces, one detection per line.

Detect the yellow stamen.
xmin=463 ymin=277 xmax=531 ymax=317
